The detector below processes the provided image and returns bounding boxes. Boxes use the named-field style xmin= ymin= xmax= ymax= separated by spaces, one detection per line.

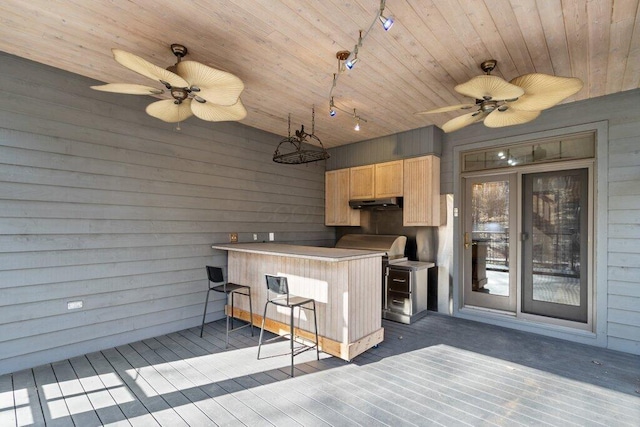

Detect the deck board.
xmin=2 ymin=314 xmax=640 ymax=426
xmin=31 ymin=364 xmax=74 ymax=427
xmin=84 ymin=351 xmax=160 ymax=427
xmin=0 ymin=372 xmax=17 ymax=426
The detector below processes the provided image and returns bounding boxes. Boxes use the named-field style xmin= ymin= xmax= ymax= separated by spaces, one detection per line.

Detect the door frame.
xmin=460 ymin=160 xmax=594 ymax=330
xmin=450 ymin=121 xmax=609 ymax=348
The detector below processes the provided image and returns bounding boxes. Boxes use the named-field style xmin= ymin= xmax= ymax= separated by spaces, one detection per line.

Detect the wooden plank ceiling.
xmin=0 ymin=0 xmax=638 ymax=148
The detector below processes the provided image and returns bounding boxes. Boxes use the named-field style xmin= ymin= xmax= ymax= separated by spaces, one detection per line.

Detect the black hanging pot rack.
xmin=273 ymin=107 xmax=330 ymax=164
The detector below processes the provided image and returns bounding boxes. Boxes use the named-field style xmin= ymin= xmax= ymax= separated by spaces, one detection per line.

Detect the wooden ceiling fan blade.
xmin=145 ymin=99 xmax=193 ymax=123
xmin=507 ymin=73 xmax=584 ymax=111
xmin=177 ymin=61 xmax=244 ymax=106
xmin=190 ymin=98 xmax=247 ymax=122
xmin=455 ymin=75 xmax=524 ymax=101
xmin=416 ymin=104 xmax=475 ymax=114
xmin=441 ymin=112 xmax=486 ymax=133
xmin=90 ymin=83 xmax=164 ymax=95
xmin=484 ymin=108 xmax=540 ymax=128
xmin=112 ymin=48 xmax=189 ymax=88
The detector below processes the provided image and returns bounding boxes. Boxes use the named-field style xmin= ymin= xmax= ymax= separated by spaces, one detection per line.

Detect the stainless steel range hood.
xmin=348 ymin=197 xmax=402 ymax=209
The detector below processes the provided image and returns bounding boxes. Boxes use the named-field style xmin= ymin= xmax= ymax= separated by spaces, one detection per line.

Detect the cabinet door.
xmin=326 ymin=169 xmax=360 ymax=226
xmin=375 ymin=160 xmax=403 ymax=197
xmin=403 ymin=155 xmax=441 ymax=226
xmin=349 ymin=165 xmax=375 ymax=199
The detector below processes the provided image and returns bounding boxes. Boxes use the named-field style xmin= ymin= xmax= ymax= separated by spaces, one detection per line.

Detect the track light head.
xmin=345 ymin=46 xmax=358 ymax=70
xmin=330 ymin=108 xmax=336 ymax=117
xmin=354 ymin=120 xmax=360 ymax=131
xmin=379 ymin=14 xmax=394 ymax=30
xmin=378 ymin=0 xmax=394 ymax=31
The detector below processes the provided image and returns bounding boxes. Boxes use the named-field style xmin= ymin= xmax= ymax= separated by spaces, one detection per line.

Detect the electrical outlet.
xmin=229 ymin=232 xmax=238 ymax=243
xmin=67 ymin=300 xmax=83 ymax=310
xmin=253 ymin=233 xmax=258 ymax=241
xmin=269 ymin=232 xmax=275 ymax=241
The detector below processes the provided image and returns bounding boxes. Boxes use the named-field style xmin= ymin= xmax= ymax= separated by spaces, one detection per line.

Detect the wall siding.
xmin=326 ymin=126 xmax=443 ymax=170
xmin=0 ymin=52 xmax=333 ymax=374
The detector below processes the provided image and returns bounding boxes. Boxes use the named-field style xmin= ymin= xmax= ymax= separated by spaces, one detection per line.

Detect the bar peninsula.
xmin=211 ymin=243 xmax=384 ymax=361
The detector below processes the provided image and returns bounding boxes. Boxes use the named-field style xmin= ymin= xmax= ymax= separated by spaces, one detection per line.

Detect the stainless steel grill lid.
xmin=335 ymin=234 xmax=407 ymax=258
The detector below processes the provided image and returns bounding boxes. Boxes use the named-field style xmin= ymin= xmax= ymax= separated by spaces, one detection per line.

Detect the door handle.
xmin=521 ymin=232 xmax=529 ymax=241
xmin=464 ymin=232 xmax=471 ymax=249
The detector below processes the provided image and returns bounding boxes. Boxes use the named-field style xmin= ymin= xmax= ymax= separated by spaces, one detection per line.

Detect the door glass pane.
xmin=530 ymin=174 xmax=583 ymax=306
xmin=471 ymin=181 xmax=510 ymax=296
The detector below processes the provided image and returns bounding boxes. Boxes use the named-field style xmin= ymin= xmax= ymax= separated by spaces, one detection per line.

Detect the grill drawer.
xmin=387 ymin=290 xmax=411 ymax=315
xmin=387 ymin=268 xmax=411 ymax=293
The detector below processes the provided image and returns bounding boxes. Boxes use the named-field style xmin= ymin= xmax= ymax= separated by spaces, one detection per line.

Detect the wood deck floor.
xmin=2 ymin=314 xmax=639 ymax=426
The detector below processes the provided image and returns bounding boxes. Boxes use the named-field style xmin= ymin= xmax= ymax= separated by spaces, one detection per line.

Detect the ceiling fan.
xmin=417 ymin=60 xmax=583 ymax=133
xmin=91 ymin=44 xmax=246 ymax=124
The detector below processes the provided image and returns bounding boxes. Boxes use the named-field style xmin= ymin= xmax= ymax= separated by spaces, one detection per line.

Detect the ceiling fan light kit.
xmin=91 ymin=44 xmax=246 ymax=125
xmin=417 ymin=59 xmax=583 ymax=133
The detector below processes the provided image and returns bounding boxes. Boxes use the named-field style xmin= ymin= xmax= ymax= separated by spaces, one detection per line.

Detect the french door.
xmin=521 ymin=169 xmax=589 ymax=322
xmin=463 ymin=174 xmax=517 ymax=312
xmin=463 ymin=167 xmax=590 ymax=324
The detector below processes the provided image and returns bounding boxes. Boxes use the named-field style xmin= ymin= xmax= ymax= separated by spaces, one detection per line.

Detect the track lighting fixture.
xmin=327 ymin=0 xmax=394 ymax=129
xmin=335 ymin=51 xmax=349 ymax=74
xmin=379 ymin=0 xmax=394 ymax=31
xmin=345 ymin=47 xmax=359 ymax=70
xmin=352 ymin=108 xmax=366 ymax=131
xmin=379 ymin=14 xmax=394 ymax=31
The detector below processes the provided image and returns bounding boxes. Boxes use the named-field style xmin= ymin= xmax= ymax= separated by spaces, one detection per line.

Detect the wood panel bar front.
xmin=212 ymin=243 xmax=384 ymax=361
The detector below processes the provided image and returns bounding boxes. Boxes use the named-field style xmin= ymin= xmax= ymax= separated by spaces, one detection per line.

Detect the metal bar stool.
xmin=257 ymin=274 xmax=319 ymax=377
xmin=200 ymin=266 xmax=253 ymax=347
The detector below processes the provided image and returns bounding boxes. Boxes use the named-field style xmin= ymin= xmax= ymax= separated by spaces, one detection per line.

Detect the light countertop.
xmin=389 ymin=260 xmax=435 ymax=270
xmin=212 ymin=243 xmax=385 ymax=262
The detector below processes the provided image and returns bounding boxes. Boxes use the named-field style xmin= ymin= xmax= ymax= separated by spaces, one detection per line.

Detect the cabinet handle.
xmin=392 ymin=299 xmax=403 ymax=304
xmin=392 ymin=278 xmax=406 ymax=283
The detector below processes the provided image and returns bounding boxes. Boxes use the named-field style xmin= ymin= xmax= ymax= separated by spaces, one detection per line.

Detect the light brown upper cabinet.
xmin=374 ymin=160 xmax=403 ymax=198
xmin=349 ymin=165 xmax=375 ymax=200
xmin=403 ymin=155 xmax=442 ymax=226
xmin=325 ymin=169 xmax=360 ymax=226
xmin=350 ymin=160 xmax=403 ymax=199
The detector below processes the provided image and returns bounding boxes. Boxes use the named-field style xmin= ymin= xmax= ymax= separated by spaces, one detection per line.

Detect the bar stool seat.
xmin=200 ymin=266 xmax=253 ymax=347
xmin=257 ymin=274 xmax=319 ymax=377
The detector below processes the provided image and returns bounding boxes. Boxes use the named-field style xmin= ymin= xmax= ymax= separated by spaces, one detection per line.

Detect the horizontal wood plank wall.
xmin=441 ymin=88 xmax=640 ymax=355
xmin=0 ymin=52 xmax=333 ymax=374
xmin=326 ymin=126 xmax=443 ymax=170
